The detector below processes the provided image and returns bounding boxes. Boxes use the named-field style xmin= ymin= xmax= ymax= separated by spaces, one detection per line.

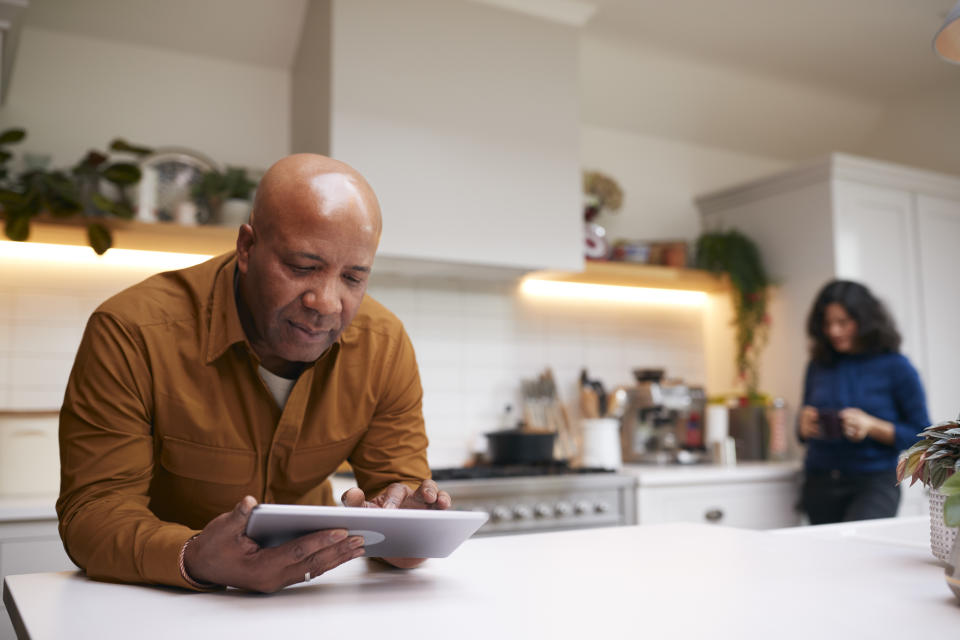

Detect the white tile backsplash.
xmin=0 ymin=256 xmax=709 ymax=469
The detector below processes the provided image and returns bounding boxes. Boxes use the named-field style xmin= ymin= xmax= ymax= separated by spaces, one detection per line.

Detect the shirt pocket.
xmin=159 ymin=435 xmax=256 ymax=485
xmin=286 ymin=434 xmax=362 ymax=486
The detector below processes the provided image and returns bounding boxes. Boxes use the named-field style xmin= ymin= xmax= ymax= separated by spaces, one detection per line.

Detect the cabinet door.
xmin=832 ymin=181 xmax=924 ymax=371
xmin=915 ymin=195 xmax=960 ymax=422
xmin=637 ymin=480 xmax=801 ymax=529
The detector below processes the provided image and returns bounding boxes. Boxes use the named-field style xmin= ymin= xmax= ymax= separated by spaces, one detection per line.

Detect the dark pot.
xmin=485 ymin=429 xmax=556 ymax=465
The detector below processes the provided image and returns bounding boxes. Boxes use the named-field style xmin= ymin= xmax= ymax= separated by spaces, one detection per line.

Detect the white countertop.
xmin=622 ymin=460 xmax=802 ymax=486
xmin=0 ymin=496 xmax=57 ymax=522
xmin=4 ymin=516 xmax=955 ymax=639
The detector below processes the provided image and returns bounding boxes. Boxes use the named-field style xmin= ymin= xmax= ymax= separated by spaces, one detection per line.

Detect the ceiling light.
xmin=520 ymin=278 xmax=708 ymax=306
xmin=934 ymin=1 xmax=960 ymax=63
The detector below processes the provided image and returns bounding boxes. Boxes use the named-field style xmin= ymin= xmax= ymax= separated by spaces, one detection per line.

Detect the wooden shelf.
xmin=527 ymin=260 xmax=725 ymax=292
xmin=17 ymin=218 xmax=238 ymax=256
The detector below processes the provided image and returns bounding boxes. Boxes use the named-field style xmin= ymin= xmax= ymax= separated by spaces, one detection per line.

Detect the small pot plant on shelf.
xmin=896 ymin=417 xmax=960 ymax=564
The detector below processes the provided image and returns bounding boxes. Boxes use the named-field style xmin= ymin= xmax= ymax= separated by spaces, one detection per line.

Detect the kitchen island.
xmin=4 ymin=516 xmax=955 ymax=639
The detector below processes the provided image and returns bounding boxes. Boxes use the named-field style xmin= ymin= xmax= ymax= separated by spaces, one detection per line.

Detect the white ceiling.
xmin=23 ymin=0 xmax=960 ymax=99
xmin=582 ymin=0 xmax=960 ymax=102
xmin=20 ymin=0 xmax=960 ymax=163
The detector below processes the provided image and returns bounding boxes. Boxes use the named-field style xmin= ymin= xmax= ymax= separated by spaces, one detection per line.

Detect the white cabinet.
xmin=0 ymin=514 xmax=74 ymax=640
xmin=696 ymin=154 xmax=960 ymax=423
xmin=625 ymin=462 xmax=803 ymax=529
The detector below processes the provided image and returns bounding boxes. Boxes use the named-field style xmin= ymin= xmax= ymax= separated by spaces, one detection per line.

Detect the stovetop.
xmin=431 ymin=462 xmax=615 ymax=481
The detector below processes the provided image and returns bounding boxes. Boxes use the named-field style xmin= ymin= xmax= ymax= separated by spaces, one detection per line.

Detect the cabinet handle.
xmin=704 ymin=508 xmax=724 ymax=522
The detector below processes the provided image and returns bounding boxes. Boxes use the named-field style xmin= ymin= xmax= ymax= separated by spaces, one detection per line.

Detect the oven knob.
xmin=491 ymin=506 xmax=511 ymax=522
xmin=534 ymin=503 xmax=552 ymax=518
xmin=574 ymin=501 xmax=591 ymax=515
xmin=555 ymin=502 xmax=571 ymax=517
xmin=513 ymin=505 xmax=532 ymax=520
xmin=594 ymin=501 xmax=610 ymax=514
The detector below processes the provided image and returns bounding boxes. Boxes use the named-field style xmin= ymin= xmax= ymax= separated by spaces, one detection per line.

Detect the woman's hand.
xmin=799 ymin=405 xmax=821 ymax=440
xmin=839 ymin=408 xmax=896 ymax=445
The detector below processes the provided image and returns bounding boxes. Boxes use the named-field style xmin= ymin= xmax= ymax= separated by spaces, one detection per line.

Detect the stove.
xmin=429 ymin=464 xmax=638 ymax=536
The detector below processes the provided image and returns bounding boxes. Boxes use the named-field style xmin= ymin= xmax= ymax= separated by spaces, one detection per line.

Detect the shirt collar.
xmin=203 ymin=252 xmax=346 ymax=367
xmin=204 ymin=253 xmax=250 ymax=365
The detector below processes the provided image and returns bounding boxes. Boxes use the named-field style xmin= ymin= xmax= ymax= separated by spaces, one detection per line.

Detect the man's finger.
xmin=341 ymin=487 xmax=366 ymax=507
xmin=418 ymin=479 xmax=439 ymax=503
xmin=378 ymin=483 xmax=409 ymax=509
xmin=228 ymin=495 xmax=258 ymax=529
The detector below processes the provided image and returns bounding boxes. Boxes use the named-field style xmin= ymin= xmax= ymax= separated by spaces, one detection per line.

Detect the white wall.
xmin=580 ymin=124 xmax=789 ymax=243
xmin=579 ymin=35 xmax=884 ymax=163
xmin=0 ymin=255 xmax=710 ymax=469
xmin=0 ymin=26 xmax=290 ymax=171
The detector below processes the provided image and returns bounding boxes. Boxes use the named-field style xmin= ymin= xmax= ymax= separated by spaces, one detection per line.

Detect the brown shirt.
xmin=56 ymin=252 xmax=429 ymax=589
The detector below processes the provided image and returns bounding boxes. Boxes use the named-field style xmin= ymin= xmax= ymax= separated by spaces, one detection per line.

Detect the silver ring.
xmin=304 ymin=571 xmax=311 ymax=582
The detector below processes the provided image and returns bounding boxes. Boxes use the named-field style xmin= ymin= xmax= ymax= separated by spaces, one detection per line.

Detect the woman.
xmin=798 ymin=280 xmax=929 ymax=524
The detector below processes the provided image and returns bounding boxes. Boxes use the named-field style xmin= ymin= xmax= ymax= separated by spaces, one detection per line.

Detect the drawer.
xmin=637 ymin=479 xmax=802 ymax=529
xmin=0 ymin=412 xmax=60 ymax=496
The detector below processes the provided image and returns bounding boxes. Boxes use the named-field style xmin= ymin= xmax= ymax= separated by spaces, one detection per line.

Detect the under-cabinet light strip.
xmin=520 ymin=278 xmax=708 ymax=306
xmin=0 ymin=241 xmax=213 ymax=270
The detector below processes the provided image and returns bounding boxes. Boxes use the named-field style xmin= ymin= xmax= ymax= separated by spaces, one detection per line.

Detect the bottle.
xmin=766 ymin=398 xmax=788 ymax=460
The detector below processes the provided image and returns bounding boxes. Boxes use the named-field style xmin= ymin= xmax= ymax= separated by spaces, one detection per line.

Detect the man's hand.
xmin=341 ymin=479 xmax=452 ymax=569
xmin=798 ymin=405 xmax=821 ymax=440
xmin=183 ymin=496 xmax=366 ymax=593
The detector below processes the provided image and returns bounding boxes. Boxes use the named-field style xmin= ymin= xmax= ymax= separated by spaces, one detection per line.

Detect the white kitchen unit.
xmin=696 ymin=154 xmax=960 ymax=424
xmin=624 ymin=461 xmax=803 ymax=529
xmin=0 ymin=498 xmax=73 ymax=640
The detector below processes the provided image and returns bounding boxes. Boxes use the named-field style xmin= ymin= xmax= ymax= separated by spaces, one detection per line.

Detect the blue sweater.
xmin=802 ymin=352 xmax=929 ymax=473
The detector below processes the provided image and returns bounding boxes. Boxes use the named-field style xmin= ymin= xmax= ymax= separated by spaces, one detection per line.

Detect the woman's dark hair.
xmin=806 ymin=280 xmax=901 ymax=365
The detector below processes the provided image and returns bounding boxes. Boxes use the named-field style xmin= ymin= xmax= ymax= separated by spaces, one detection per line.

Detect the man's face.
xmin=236 ymin=181 xmax=379 ymax=376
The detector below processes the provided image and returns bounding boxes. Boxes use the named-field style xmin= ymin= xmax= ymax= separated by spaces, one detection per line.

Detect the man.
xmin=57 ymin=154 xmax=450 ymax=593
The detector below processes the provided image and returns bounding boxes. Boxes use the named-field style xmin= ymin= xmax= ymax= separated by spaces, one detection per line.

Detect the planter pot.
xmin=929 ymin=488 xmax=959 ymax=564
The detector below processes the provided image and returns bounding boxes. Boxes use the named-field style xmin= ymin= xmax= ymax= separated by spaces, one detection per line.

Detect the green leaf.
xmin=100 ymin=162 xmax=141 ymax=185
xmin=0 ymin=128 xmax=26 ymax=145
xmin=944 ymin=494 xmax=960 ymax=528
xmin=0 ymin=150 xmax=11 ymax=163
xmin=90 ymin=193 xmax=115 ymax=215
xmin=941 ymin=472 xmax=960 ymax=495
xmin=86 ymin=222 xmax=112 ymax=255
xmin=109 ymin=138 xmax=153 ymax=156
xmin=110 ymin=200 xmax=134 ymax=220
xmin=4 ymin=214 xmax=30 ymax=241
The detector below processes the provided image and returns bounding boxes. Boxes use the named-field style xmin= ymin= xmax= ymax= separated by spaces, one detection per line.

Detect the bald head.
xmin=234 ymin=154 xmax=384 ymax=377
xmin=251 ymin=153 xmax=382 ymax=243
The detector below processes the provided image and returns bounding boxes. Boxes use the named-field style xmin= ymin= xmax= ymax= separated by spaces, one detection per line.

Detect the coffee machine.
xmin=620 ymin=369 xmax=706 ymax=464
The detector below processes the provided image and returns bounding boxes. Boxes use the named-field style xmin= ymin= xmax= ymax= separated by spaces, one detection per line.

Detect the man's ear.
xmin=236 ymin=223 xmax=255 ymax=273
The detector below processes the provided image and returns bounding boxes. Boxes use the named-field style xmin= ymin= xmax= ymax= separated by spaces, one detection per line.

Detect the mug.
xmin=818 ymin=408 xmax=843 ymax=440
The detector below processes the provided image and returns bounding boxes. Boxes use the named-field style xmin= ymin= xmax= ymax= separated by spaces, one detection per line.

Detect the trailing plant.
xmin=897 ymin=417 xmax=960 ymax=526
xmin=0 ymin=128 xmax=152 ymax=254
xmin=694 ymin=229 xmax=770 ymax=400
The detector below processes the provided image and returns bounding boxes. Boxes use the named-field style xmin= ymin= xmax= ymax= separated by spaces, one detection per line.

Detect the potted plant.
xmin=582 ymin=170 xmax=623 ymax=260
xmin=191 ymin=166 xmax=257 ymax=226
xmin=0 ymin=128 xmax=152 ymax=254
xmin=896 ymin=417 xmax=960 ymax=563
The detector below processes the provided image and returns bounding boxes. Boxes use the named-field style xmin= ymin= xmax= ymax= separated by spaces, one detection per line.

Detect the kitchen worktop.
xmin=0 ymin=497 xmax=57 ymax=523
xmin=622 ymin=460 xmax=802 ymax=486
xmin=4 ymin=516 xmax=954 ymax=639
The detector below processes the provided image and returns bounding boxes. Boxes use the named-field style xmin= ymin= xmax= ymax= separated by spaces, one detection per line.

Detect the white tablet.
xmin=245 ymin=504 xmax=488 ymax=558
